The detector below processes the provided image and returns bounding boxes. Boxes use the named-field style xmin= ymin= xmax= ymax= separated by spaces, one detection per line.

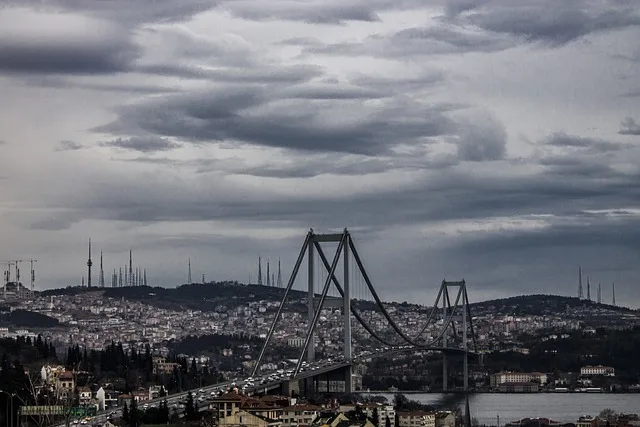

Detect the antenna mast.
xmin=277 ymin=258 xmax=282 ymax=288
xmin=87 ymin=239 xmax=92 ymax=288
xmin=578 ymin=266 xmax=583 ymax=299
xmin=258 ymin=257 xmax=263 ymax=286
xmin=612 ymin=282 xmax=616 ymax=306
xmin=129 ymin=250 xmax=133 ymax=287
xmin=188 ymin=258 xmax=192 ymax=284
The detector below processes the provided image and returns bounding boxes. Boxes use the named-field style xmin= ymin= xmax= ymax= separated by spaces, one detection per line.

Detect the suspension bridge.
xmin=252 ymin=228 xmax=477 ymax=395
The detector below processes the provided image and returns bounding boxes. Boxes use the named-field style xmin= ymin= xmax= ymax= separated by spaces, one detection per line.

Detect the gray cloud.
xmin=94 ymin=85 xmax=461 ymax=155
xmin=449 ymin=0 xmax=640 ymax=46
xmin=543 ymin=132 xmax=633 ymax=153
xmin=453 ymin=113 xmax=507 ymax=161
xmin=0 ymin=9 xmax=140 ymax=75
xmin=0 ymin=139 xmax=7 ymax=145
xmin=100 ymin=136 xmax=182 ymax=153
xmin=619 ymin=117 xmax=640 ymax=135
xmin=55 ymin=140 xmax=85 ymax=151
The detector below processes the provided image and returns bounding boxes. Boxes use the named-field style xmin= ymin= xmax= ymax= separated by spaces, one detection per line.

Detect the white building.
xmin=580 ymin=365 xmax=615 ymax=377
xmin=490 ymin=371 xmax=548 ymax=387
xmin=399 ymin=411 xmax=436 ymax=427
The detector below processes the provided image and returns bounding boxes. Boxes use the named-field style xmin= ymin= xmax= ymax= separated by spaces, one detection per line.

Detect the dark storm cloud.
xmin=306 ymin=0 xmax=640 ymax=59
xmin=543 ymin=132 xmax=633 ymax=153
xmin=619 ymin=117 xmax=640 ymax=135
xmin=52 ymin=138 xmax=640 ymax=228
xmin=94 ymin=86 xmax=459 ymax=155
xmin=55 ymin=140 xmax=85 ymax=151
xmin=447 ymin=0 xmax=640 ymax=46
xmin=100 ymin=136 xmax=182 ymax=153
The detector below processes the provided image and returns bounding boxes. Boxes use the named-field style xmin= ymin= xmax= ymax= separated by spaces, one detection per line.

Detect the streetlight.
xmin=0 ymin=389 xmax=17 ymax=427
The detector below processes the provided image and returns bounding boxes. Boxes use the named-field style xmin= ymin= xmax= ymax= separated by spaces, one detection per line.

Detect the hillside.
xmin=39 ymin=283 xmax=637 ymax=319
xmin=0 ymin=308 xmax=60 ymax=328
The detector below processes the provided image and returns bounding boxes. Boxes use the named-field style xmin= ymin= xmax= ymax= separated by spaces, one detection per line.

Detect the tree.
xmin=122 ymin=402 xmax=129 ymax=422
xmin=372 ymin=407 xmax=380 ymax=427
xmin=599 ymin=409 xmax=618 ymax=423
xmin=129 ymin=398 xmax=139 ymax=427
xmin=185 ymin=391 xmax=196 ymax=421
xmin=385 ymin=416 xmax=391 ymax=427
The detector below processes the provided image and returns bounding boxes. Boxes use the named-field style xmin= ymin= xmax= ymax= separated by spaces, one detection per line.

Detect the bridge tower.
xmin=438 ymin=280 xmax=474 ymax=392
xmin=253 ymin=228 xmax=354 ymax=392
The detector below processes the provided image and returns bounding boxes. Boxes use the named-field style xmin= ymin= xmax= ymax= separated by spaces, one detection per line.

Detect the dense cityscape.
xmin=3 ymin=0 xmax=640 ymax=426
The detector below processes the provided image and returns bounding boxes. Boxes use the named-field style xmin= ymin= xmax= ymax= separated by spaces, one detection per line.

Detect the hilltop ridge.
xmin=39 ymin=282 xmax=637 ymax=317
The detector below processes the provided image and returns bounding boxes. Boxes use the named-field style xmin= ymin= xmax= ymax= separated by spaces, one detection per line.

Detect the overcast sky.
xmin=1 ymin=0 xmax=639 ymax=307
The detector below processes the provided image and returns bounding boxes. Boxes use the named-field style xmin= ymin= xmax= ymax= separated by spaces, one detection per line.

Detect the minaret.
xmin=188 ymin=258 xmax=192 ymax=284
xmin=578 ymin=266 xmax=583 ymax=299
xmin=266 ymin=260 xmax=270 ymax=287
xmin=87 ymin=238 xmax=93 ymax=288
xmin=597 ymin=283 xmax=601 ymax=304
xmin=612 ymin=282 xmax=616 ymax=306
xmin=277 ymin=258 xmax=282 ymax=288
xmin=587 ymin=277 xmax=591 ymax=301
xmin=258 ymin=257 xmax=263 ymax=286
xmin=129 ymin=250 xmax=133 ymax=287
xmin=99 ymin=251 xmax=105 ymax=288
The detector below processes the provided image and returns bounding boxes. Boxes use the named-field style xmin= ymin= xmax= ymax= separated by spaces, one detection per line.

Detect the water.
xmin=369 ymin=393 xmax=640 ymax=424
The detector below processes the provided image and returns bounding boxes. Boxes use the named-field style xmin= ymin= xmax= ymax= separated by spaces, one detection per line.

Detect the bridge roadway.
xmin=53 ymin=345 xmax=472 ymax=427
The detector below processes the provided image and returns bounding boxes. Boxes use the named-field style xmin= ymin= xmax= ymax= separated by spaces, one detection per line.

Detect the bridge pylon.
xmin=253 ymin=228 xmax=354 ymax=390
xmin=437 ymin=279 xmax=475 ymax=392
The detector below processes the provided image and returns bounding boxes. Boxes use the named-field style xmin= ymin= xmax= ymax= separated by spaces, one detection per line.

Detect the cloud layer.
xmin=1 ymin=1 xmax=640 ymax=307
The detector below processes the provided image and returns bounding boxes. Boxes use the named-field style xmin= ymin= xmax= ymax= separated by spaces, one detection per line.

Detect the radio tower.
xmin=99 ymin=251 xmax=105 ymax=288
xmin=587 ymin=277 xmax=591 ymax=301
xmin=257 ymin=257 xmax=263 ymax=286
xmin=188 ymin=258 xmax=192 ymax=284
xmin=119 ymin=267 xmax=123 ymax=287
xmin=277 ymin=258 xmax=282 ymax=287
xmin=129 ymin=250 xmax=133 ymax=287
xmin=612 ymin=282 xmax=616 ymax=306
xmin=30 ymin=259 xmax=38 ymax=295
xmin=597 ymin=283 xmax=601 ymax=304
xmin=87 ymin=239 xmax=93 ymax=288
xmin=143 ymin=269 xmax=147 ymax=286
xmin=266 ymin=260 xmax=270 ymax=287
xmin=578 ymin=266 xmax=583 ymax=299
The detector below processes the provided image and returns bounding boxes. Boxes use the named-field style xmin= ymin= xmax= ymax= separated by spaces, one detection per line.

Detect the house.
xmin=435 ymin=412 xmax=456 ymax=427
xmin=218 ymin=409 xmax=281 ymax=427
xmin=211 ymin=392 xmax=250 ymax=419
xmin=78 ymin=386 xmax=93 ymax=406
xmin=580 ymin=366 xmax=615 ymax=377
xmin=41 ymin=365 xmax=66 ymax=384
xmin=55 ymin=371 xmax=75 ymax=401
xmin=398 ymin=411 xmax=436 ymax=427
xmin=148 ymin=385 xmax=166 ymax=400
xmin=281 ymin=404 xmax=322 ymax=426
